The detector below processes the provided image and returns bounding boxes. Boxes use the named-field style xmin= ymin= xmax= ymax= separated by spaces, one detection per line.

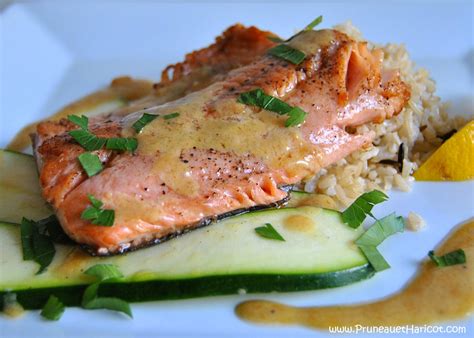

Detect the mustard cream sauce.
xmin=123 ymin=31 xmax=341 ymax=197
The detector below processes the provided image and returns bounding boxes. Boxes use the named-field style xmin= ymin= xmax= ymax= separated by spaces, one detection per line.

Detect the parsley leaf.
xmin=132 ymin=113 xmax=158 ymax=133
xmin=354 ymin=213 xmax=405 ymax=272
xmin=84 ymin=264 xmax=124 ymax=281
xmin=285 ymin=107 xmax=307 ymax=127
xmin=238 ymin=88 xmax=292 ymax=115
xmin=36 ymin=215 xmax=73 ymax=245
xmin=83 ymin=296 xmax=133 ymax=318
xmin=81 ymin=264 xmax=132 ymax=318
xmin=105 ymin=137 xmax=138 ymax=152
xmin=358 ymin=245 xmax=390 ymax=271
xmin=69 ymin=129 xmax=107 ymax=151
xmin=67 ymin=115 xmax=89 ymax=130
xmin=342 ymin=190 xmax=388 ymax=228
xmin=78 ymin=152 xmax=103 ymax=177
xmin=238 ymin=88 xmax=307 ymax=127
xmin=254 ymin=223 xmax=285 ymax=241
xmin=81 ymin=194 xmax=115 ymax=226
xmin=41 ymin=295 xmax=65 ymax=321
xmin=20 ymin=218 xmax=56 ymax=274
xmin=163 ymin=112 xmax=180 ymax=120
xmin=267 ymin=44 xmax=306 ymax=65
xmin=288 ymin=15 xmax=324 ymax=41
xmin=355 ymin=213 xmax=405 ymax=247
xmin=304 ymin=15 xmax=323 ymax=31
xmin=428 ymin=249 xmax=466 ymax=267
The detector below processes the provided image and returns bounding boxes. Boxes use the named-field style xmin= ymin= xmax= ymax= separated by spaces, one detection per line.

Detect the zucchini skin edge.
xmin=1 ymin=265 xmax=374 ymax=310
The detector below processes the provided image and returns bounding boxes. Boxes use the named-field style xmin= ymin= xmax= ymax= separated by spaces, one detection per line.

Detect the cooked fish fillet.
xmin=33 ymin=27 xmax=410 ymax=255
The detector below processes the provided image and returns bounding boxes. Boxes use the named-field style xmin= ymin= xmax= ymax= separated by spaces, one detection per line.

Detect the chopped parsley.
xmin=68 ymin=114 xmax=137 ymax=152
xmin=163 ymin=112 xmax=180 ymax=120
xmin=84 ymin=264 xmax=124 ymax=281
xmin=303 ymin=15 xmax=323 ymax=31
xmin=254 ymin=223 xmax=285 ymax=241
xmin=41 ymin=295 xmax=65 ymax=321
xmin=69 ymin=129 xmax=107 ymax=151
xmin=68 ymin=115 xmax=89 ymax=130
xmin=238 ymin=88 xmax=307 ymax=127
xmin=428 ymin=249 xmax=466 ymax=267
xmin=78 ymin=152 xmax=103 ymax=177
xmin=82 ymin=264 xmax=132 ymax=318
xmin=81 ymin=194 xmax=115 ymax=226
xmin=358 ymin=245 xmax=390 ymax=272
xmin=355 ymin=214 xmax=405 ymax=272
xmin=20 ymin=218 xmax=56 ymax=274
xmin=105 ymin=137 xmax=138 ymax=152
xmin=285 ymin=107 xmax=307 ymax=127
xmin=268 ymin=15 xmax=323 ymax=43
xmin=68 ymin=114 xmax=107 ymax=151
xmin=267 ymin=44 xmax=306 ymax=65
xmin=132 ymin=113 xmax=158 ymax=133
xmin=342 ymin=191 xmax=404 ymax=272
xmin=238 ymin=88 xmax=292 ymax=114
xmin=341 ymin=190 xmax=388 ymax=228
xmin=355 ymin=213 xmax=405 ymax=247
xmin=36 ymin=215 xmax=73 ymax=245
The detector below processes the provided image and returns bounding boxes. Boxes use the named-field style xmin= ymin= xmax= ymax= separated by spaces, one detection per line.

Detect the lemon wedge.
xmin=414 ymin=120 xmax=474 ymax=181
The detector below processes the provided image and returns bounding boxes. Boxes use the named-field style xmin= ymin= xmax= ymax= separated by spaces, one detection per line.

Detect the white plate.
xmin=0 ymin=1 xmax=473 ymax=337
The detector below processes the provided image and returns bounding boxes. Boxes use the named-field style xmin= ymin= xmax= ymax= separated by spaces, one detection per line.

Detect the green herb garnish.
xmin=36 ymin=215 xmax=73 ymax=245
xmin=68 ymin=114 xmax=107 ymax=151
xmin=355 ymin=213 xmax=405 ymax=247
xmin=342 ymin=190 xmax=388 ymax=228
xmin=238 ymin=88 xmax=292 ymax=115
xmin=238 ymin=88 xmax=307 ymax=127
xmin=69 ymin=129 xmax=107 ymax=151
xmin=428 ymin=249 xmax=466 ymax=267
xmin=81 ymin=264 xmax=132 ymax=318
xmin=287 ymin=15 xmax=324 ymax=41
xmin=163 ymin=112 xmax=180 ymax=120
xmin=267 ymin=35 xmax=284 ymax=43
xmin=68 ymin=114 xmax=137 ymax=152
xmin=105 ymin=138 xmax=138 ymax=152
xmin=132 ymin=113 xmax=158 ymax=133
xmin=254 ymin=223 xmax=285 ymax=241
xmin=267 ymin=44 xmax=306 ymax=65
xmin=68 ymin=115 xmax=89 ymax=130
xmin=81 ymin=194 xmax=115 ymax=226
xmin=41 ymin=295 xmax=65 ymax=321
xmin=84 ymin=263 xmax=124 ymax=281
xmin=20 ymin=218 xmax=56 ymax=274
xmin=358 ymin=245 xmax=390 ymax=271
xmin=303 ymin=15 xmax=323 ymax=31
xmin=342 ymin=191 xmax=404 ymax=272
xmin=354 ymin=213 xmax=405 ymax=272
xmin=285 ymin=107 xmax=307 ymax=127
xmin=78 ymin=152 xmax=103 ymax=177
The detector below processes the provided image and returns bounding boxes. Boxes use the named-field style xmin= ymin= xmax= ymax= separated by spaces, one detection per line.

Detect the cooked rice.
xmin=406 ymin=211 xmax=427 ymax=231
xmin=303 ymin=22 xmax=468 ymax=208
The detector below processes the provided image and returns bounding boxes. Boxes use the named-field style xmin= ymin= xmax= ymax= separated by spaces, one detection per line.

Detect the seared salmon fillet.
xmin=34 ymin=27 xmax=410 ymax=255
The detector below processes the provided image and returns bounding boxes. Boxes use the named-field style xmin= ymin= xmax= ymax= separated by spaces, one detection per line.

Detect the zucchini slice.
xmin=0 ymin=150 xmax=52 ymax=223
xmin=0 ymin=207 xmax=374 ymax=309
